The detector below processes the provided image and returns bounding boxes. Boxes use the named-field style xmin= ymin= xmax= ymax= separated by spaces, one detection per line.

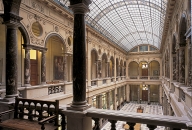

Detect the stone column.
xmin=106 ymin=62 xmax=109 ymax=77
xmin=159 ymin=85 xmax=163 ymax=105
xmin=97 ymin=95 xmax=102 ymax=109
xmin=172 ymin=53 xmax=176 ymax=81
xmin=188 ymin=39 xmax=192 ymax=87
xmin=69 ymin=2 xmax=91 ymax=110
xmin=63 ymin=54 xmax=68 ymax=82
xmin=114 ymin=54 xmax=116 ymax=81
xmin=96 ymin=60 xmax=101 ymax=78
xmin=137 ymin=86 xmax=140 ymax=103
xmin=126 ymin=84 xmax=130 ymax=102
xmin=2 ymin=0 xmax=22 ymax=100
xmin=113 ymin=88 xmax=117 ymax=110
xmin=87 ymin=96 xmax=92 ymax=105
xmin=148 ymin=85 xmax=150 ymax=104
xmin=24 ymin=48 xmax=31 ymax=86
xmin=107 ymin=92 xmax=110 ymax=109
xmin=41 ymin=50 xmax=46 ymax=84
xmin=179 ymin=46 xmax=185 ymax=83
xmin=176 ymin=48 xmax=179 ymax=82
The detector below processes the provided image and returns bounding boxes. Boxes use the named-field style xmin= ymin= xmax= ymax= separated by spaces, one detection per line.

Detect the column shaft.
xmin=6 ymin=26 xmax=18 ymax=96
xmin=41 ymin=51 xmax=46 ymax=84
xmin=63 ymin=54 xmax=68 ymax=82
xmin=24 ymin=48 xmax=31 ymax=86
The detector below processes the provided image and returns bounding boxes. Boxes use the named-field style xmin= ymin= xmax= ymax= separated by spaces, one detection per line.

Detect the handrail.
xmin=86 ymin=108 xmax=191 ymax=129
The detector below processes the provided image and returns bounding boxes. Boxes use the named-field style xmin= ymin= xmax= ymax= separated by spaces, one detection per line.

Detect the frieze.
xmin=30 ymin=35 xmax=44 ymax=46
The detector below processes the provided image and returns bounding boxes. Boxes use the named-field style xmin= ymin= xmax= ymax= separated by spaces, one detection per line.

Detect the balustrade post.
xmin=61 ymin=113 xmax=66 ymax=130
xmin=127 ymin=122 xmax=136 ymax=130
xmin=109 ymin=120 xmax=117 ymax=130
xmin=92 ymin=118 xmax=100 ymax=130
xmin=147 ymin=124 xmax=157 ymax=130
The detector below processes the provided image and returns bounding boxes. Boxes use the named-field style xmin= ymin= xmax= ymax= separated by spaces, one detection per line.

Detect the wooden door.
xmin=142 ymin=69 xmax=148 ymax=76
xmin=142 ymin=90 xmax=148 ymax=101
xmin=30 ymin=59 xmax=38 ymax=85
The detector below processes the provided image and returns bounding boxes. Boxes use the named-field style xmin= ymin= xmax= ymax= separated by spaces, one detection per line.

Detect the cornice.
xmin=160 ymin=0 xmax=176 ymax=52
xmin=40 ymin=0 xmax=73 ymax=21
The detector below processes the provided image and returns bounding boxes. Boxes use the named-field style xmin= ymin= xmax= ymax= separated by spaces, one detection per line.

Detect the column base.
xmin=24 ymin=84 xmax=31 ymax=87
xmin=68 ymin=101 xmax=91 ymax=111
xmin=62 ymin=109 xmax=92 ymax=130
xmin=41 ymin=82 xmax=46 ymax=85
xmin=1 ymin=94 xmax=18 ymax=103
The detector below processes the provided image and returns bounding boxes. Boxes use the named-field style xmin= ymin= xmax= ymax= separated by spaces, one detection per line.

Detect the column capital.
xmin=69 ymin=3 xmax=90 ymax=14
xmin=1 ymin=13 xmax=22 ymax=27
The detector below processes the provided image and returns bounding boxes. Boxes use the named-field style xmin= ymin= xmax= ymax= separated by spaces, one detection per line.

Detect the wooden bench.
xmin=0 ymin=97 xmax=60 ymax=130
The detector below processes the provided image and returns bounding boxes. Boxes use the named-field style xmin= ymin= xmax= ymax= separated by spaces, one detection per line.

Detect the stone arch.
xmin=44 ymin=32 xmax=66 ymax=49
xmin=18 ymin=22 xmax=30 ymax=46
xmin=148 ymin=60 xmax=160 ymax=77
xmin=128 ymin=61 xmax=139 ymax=78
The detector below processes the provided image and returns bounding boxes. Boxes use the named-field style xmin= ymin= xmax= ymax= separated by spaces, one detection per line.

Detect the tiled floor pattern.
xmin=101 ymin=103 xmax=164 ymax=130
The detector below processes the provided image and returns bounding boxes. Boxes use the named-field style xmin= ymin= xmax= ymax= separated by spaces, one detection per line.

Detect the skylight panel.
xmin=60 ymin=0 xmax=167 ymax=51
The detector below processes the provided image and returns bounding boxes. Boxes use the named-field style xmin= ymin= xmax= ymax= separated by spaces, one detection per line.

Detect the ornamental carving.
xmin=32 ymin=1 xmax=44 ymax=13
xmin=55 ymin=26 xmax=59 ymax=32
xmin=30 ymin=36 xmax=44 ymax=46
xmin=179 ymin=49 xmax=185 ymax=83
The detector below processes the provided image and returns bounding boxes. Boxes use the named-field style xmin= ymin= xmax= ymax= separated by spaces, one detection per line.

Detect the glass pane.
xmin=139 ymin=45 xmax=148 ymax=52
xmin=56 ymin=0 xmax=168 ymax=51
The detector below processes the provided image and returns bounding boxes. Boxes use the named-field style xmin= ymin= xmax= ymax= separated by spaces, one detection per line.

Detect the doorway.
xmin=30 ymin=50 xmax=38 ymax=85
xmin=142 ymin=90 xmax=148 ymax=101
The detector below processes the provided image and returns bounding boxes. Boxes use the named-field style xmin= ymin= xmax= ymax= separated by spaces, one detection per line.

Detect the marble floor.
xmin=101 ymin=103 xmax=165 ymax=130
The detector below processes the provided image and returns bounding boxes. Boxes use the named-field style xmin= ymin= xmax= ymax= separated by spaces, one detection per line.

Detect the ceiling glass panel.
xmin=58 ymin=0 xmax=167 ymax=51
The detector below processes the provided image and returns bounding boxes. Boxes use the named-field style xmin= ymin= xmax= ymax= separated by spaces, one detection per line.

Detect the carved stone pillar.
xmin=137 ymin=85 xmax=140 ymax=103
xmin=24 ymin=48 xmax=31 ymax=86
xmin=172 ymin=53 xmax=176 ymax=80
xmin=106 ymin=92 xmax=110 ymax=109
xmin=187 ymin=39 xmax=192 ymax=86
xmin=41 ymin=50 xmax=46 ymax=84
xmin=69 ymin=2 xmax=91 ymax=109
xmin=176 ymin=49 xmax=179 ymax=82
xmin=96 ymin=60 xmax=101 ymax=78
xmin=63 ymin=54 xmax=68 ymax=82
xmin=2 ymin=0 xmax=22 ymax=100
xmin=97 ymin=95 xmax=102 ymax=109
xmin=148 ymin=85 xmax=150 ymax=104
xmin=179 ymin=46 xmax=185 ymax=83
xmin=106 ymin=62 xmax=109 ymax=77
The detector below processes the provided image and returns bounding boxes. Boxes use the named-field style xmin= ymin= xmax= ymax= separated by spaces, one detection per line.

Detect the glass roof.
xmin=59 ymin=0 xmax=167 ymax=51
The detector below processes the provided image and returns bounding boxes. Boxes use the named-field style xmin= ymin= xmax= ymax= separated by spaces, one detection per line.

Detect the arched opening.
xmin=45 ymin=35 xmax=67 ymax=82
xmin=139 ymin=61 xmax=148 ymax=79
xmin=128 ymin=61 xmax=139 ymax=79
xmin=91 ymin=49 xmax=98 ymax=79
xmin=101 ymin=53 xmax=107 ymax=78
xmin=148 ymin=60 xmax=160 ymax=79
